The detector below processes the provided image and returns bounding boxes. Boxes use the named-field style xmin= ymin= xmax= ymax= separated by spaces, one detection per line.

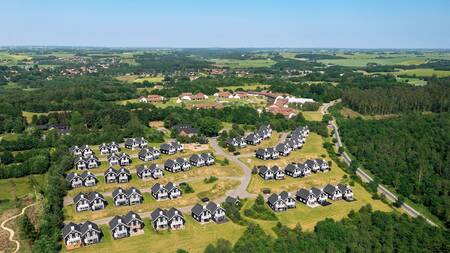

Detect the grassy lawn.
xmin=64 ymin=178 xmax=240 ymax=222
xmin=301 ymin=111 xmax=323 ymax=121
xmin=116 ymin=75 xmax=164 ymax=83
xmin=213 ymin=59 xmax=276 ymax=68
xmin=61 ymin=216 xmax=245 ymax=253
xmin=242 ymin=183 xmax=394 ymax=234
xmin=396 ymin=77 xmax=427 ymax=86
xmin=0 ymin=175 xmax=45 ymax=199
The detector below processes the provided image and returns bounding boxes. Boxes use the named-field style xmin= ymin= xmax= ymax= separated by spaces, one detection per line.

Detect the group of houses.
xmin=139 ymin=94 xmax=165 ymax=103
xmin=227 ymin=124 xmax=272 ymax=149
xmin=66 ymin=171 xmax=98 ymax=188
xmin=151 ymin=182 xmax=182 ymax=200
xmin=62 ymin=221 xmax=102 ymax=249
xmin=179 ymin=92 xmax=208 ymax=101
xmin=112 ymin=187 xmax=144 ymax=206
xmin=191 ymin=201 xmax=226 ymax=224
xmin=257 ymin=158 xmax=330 ymax=181
xmin=255 ymin=126 xmax=308 ymax=160
xmin=107 ymin=152 xmax=132 ymax=166
xmin=73 ymin=192 xmax=107 ymax=212
xmin=63 ymin=199 xmax=228 ymax=248
xmin=164 ymin=153 xmax=215 ymax=172
xmin=159 ymin=141 xmax=184 ymax=155
xmin=214 ymin=91 xmax=249 ymax=99
xmin=296 ymin=184 xmax=354 ymax=208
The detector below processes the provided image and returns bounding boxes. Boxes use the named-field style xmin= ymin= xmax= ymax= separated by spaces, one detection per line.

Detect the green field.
xmin=301 ymin=111 xmax=323 ymax=121
xmin=116 ymin=75 xmax=164 ymax=83
xmin=0 ymin=175 xmax=45 ymax=199
xmin=213 ymin=59 xmax=276 ymax=68
xmin=319 ymin=53 xmax=428 ymax=67
xmin=396 ymin=68 xmax=450 ymax=77
xmin=61 ymin=216 xmax=246 ymax=253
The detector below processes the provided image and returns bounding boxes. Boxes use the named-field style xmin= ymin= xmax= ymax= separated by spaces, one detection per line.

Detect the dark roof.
xmin=66 ymin=172 xmax=80 ymax=181
xmin=255 ymin=149 xmax=267 ymax=155
xmin=149 ymin=164 xmax=161 ymax=171
xmin=123 ymin=211 xmax=143 ymax=224
xmin=160 ymin=143 xmax=173 ymax=150
xmin=315 ymin=159 xmax=326 ymax=166
xmin=176 ymin=157 xmax=188 ymax=164
xmin=270 ymin=166 xmax=282 ymax=173
xmin=80 ymin=171 xmax=96 ymax=180
xmin=267 ymin=193 xmax=282 ymax=205
xmin=104 ymin=167 xmax=117 ymax=176
xmin=151 ymin=208 xmax=168 ymax=221
xmin=87 ymin=192 xmax=105 ymax=202
xmin=108 ymin=216 xmax=128 ymax=230
xmin=137 ymin=165 xmax=150 ymax=175
xmin=305 ymin=159 xmax=317 ymax=167
xmin=151 ymin=183 xmax=163 ymax=193
xmin=337 ymin=184 xmax=350 ymax=192
xmin=323 ymin=184 xmax=338 ymax=195
xmin=112 ymin=187 xmax=126 ymax=198
xmin=73 ymin=192 xmax=88 ymax=204
xmin=275 ymin=143 xmax=288 ymax=151
xmin=205 ymin=201 xmax=222 ymax=213
xmin=245 ymin=133 xmax=259 ymax=141
xmin=118 ymin=167 xmax=131 ymax=175
xmin=296 ymin=188 xmax=312 ymax=199
xmin=259 ymin=166 xmax=270 ymax=174
xmin=164 ymin=159 xmax=177 ymax=167
xmin=284 ymin=164 xmax=299 ymax=173
xmin=190 ymin=154 xmax=203 ymax=162
xmin=167 ymin=207 xmax=184 ymax=220
xmin=80 ymin=221 xmax=100 ymax=235
xmin=279 ymin=191 xmax=292 ymax=200
xmin=311 ymin=187 xmax=324 ymax=197
xmin=200 ymin=153 xmax=213 ymax=160
xmin=62 ymin=222 xmax=81 ymax=238
xmin=127 ymin=187 xmax=142 ymax=197
xmin=191 ymin=204 xmax=205 ymax=216
xmin=164 ymin=182 xmax=177 ymax=192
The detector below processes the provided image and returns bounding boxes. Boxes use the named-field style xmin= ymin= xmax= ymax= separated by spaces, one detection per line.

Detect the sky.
xmin=1 ymin=0 xmax=449 ymax=48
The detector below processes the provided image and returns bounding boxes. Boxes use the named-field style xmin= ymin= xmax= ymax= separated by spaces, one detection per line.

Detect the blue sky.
xmin=1 ymin=0 xmax=449 ymax=48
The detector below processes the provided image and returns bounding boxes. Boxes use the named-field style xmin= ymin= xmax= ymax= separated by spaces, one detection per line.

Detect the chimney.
xmin=118 ymin=218 xmax=122 ymax=223
xmin=174 ymin=210 xmax=178 ymax=215
xmin=159 ymin=210 xmax=163 ymax=215
xmin=132 ymin=214 xmax=136 ymax=219
xmin=88 ymin=224 xmax=92 ymax=229
xmin=278 ymin=195 xmax=281 ymax=200
xmin=95 ymin=193 xmax=99 ymax=197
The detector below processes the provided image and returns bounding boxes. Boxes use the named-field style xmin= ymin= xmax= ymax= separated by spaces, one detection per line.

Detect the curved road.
xmin=1 ymin=203 xmax=37 ymax=253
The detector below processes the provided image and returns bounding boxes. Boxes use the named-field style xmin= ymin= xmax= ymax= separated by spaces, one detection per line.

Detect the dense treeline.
xmin=270 ymin=81 xmax=342 ymax=102
xmin=0 ymin=76 xmax=136 ymax=112
xmin=32 ymin=150 xmax=72 ymax=252
xmin=201 ymin=205 xmax=449 ymax=253
xmin=342 ymin=83 xmax=450 ymax=114
xmin=339 ymin=114 xmax=450 ymax=226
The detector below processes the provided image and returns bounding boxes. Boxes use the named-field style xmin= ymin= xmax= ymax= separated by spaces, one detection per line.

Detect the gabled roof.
xmin=66 ymin=172 xmax=81 ymax=182
xmin=164 ymin=182 xmax=178 ymax=192
xmin=284 ymin=163 xmax=299 ymax=173
xmin=80 ymin=171 xmax=96 ymax=180
xmin=79 ymin=221 xmax=100 ymax=236
xmin=304 ymin=159 xmax=317 ymax=167
xmin=176 ymin=157 xmax=188 ymax=164
xmin=160 ymin=143 xmax=173 ymax=150
xmin=255 ymin=149 xmax=268 ymax=155
xmin=173 ymin=124 xmax=198 ymax=134
xmin=323 ymin=184 xmax=338 ymax=195
xmin=73 ymin=192 xmax=88 ymax=204
xmin=296 ymin=188 xmax=312 ymax=199
xmin=267 ymin=193 xmax=282 ymax=205
xmin=315 ymin=159 xmax=326 ymax=166
xmin=205 ymin=201 xmax=223 ymax=213
xmin=337 ymin=184 xmax=351 ymax=192
xmin=104 ymin=167 xmax=117 ymax=176
xmin=191 ymin=204 xmax=206 ymax=216
xmin=62 ymin=222 xmax=81 ymax=238
xmin=311 ymin=187 xmax=324 ymax=197
xmin=164 ymin=159 xmax=177 ymax=167
xmin=112 ymin=187 xmax=127 ymax=198
xmin=123 ymin=211 xmax=143 ymax=225
xmin=108 ymin=216 xmax=129 ymax=230
xmin=279 ymin=191 xmax=292 ymax=200
xmin=190 ymin=154 xmax=203 ymax=162
xmin=126 ymin=187 xmax=142 ymax=197
xmin=259 ymin=166 xmax=270 ymax=174
xmin=225 ymin=196 xmax=240 ymax=204
xmin=149 ymin=164 xmax=161 ymax=171
xmin=137 ymin=165 xmax=150 ymax=175
xmin=87 ymin=192 xmax=105 ymax=202
xmin=167 ymin=207 xmax=184 ymax=221
xmin=270 ymin=166 xmax=282 ymax=173
xmin=200 ymin=153 xmax=213 ymax=160
xmin=151 ymin=208 xmax=168 ymax=221
xmin=118 ymin=167 xmax=131 ymax=175
xmin=151 ymin=183 xmax=164 ymax=193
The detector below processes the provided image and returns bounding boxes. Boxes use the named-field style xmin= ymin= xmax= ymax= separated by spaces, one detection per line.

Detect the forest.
xmin=338 ymin=113 xmax=450 ymax=226
xmin=200 ymin=205 xmax=449 ymax=253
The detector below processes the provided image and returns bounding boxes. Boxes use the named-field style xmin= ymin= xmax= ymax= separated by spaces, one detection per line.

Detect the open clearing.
xmin=0 ymin=175 xmax=45 ymax=199
xmin=396 ymin=68 xmax=450 ymax=77
xmin=301 ymin=111 xmax=323 ymax=121
xmin=218 ymin=84 xmax=270 ymax=91
xmin=116 ymin=75 xmax=164 ymax=83
xmin=61 ymin=216 xmax=245 ymax=253
xmin=318 ymin=53 xmax=428 ymax=67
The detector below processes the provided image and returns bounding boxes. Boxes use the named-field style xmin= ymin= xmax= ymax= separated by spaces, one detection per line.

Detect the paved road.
xmin=1 ymin=203 xmax=37 ymax=253
xmin=330 ymin=120 xmax=437 ymax=226
xmin=209 ymin=138 xmax=256 ymax=199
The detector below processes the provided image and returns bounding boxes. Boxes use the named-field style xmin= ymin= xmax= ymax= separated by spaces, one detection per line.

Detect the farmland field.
xmin=396 ymin=68 xmax=450 ymax=77
xmin=0 ymin=175 xmax=45 ymax=199
xmin=319 ymin=53 xmax=428 ymax=67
